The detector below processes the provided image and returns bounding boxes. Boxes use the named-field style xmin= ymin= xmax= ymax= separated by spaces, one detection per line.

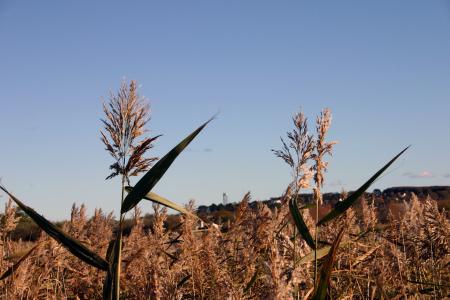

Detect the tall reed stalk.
xmin=312 ymin=108 xmax=335 ymax=286
xmin=100 ymin=80 xmax=159 ymax=298
xmin=272 ymin=110 xmax=315 ymax=296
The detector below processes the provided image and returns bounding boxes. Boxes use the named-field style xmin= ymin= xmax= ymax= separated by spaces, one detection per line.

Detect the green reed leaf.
xmin=125 ymin=187 xmax=198 ymax=219
xmin=121 ymin=118 xmax=213 ymax=214
xmin=102 ymin=232 xmax=123 ymax=300
xmin=102 ymin=239 xmax=115 ymax=300
xmin=296 ymin=239 xmax=351 ymax=266
xmin=312 ymin=228 xmax=345 ymax=300
xmin=0 ymin=186 xmax=108 ymax=271
xmin=317 ymin=146 xmax=409 ymax=226
xmin=102 ymin=270 xmax=113 ymax=300
xmin=0 ymin=243 xmax=40 ymax=280
xmin=297 ymin=246 xmax=331 ymax=265
xmin=289 ymin=196 xmax=316 ymax=249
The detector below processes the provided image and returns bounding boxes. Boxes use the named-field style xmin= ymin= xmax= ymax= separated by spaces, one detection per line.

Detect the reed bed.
xmin=0 ymin=194 xmax=448 ymax=299
xmin=0 ymin=81 xmax=448 ymax=299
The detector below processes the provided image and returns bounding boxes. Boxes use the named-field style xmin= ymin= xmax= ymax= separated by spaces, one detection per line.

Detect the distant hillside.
xmin=381 ymin=186 xmax=450 ymax=200
xmin=195 ymin=186 xmax=450 ymax=227
xmin=197 ymin=186 xmax=450 ymax=214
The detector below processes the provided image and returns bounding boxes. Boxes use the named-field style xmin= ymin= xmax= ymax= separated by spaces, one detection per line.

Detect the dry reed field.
xmin=0 ymin=81 xmax=448 ymax=299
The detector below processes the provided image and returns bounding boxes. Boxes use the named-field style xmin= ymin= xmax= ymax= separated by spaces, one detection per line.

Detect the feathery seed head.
xmin=100 ymin=80 xmax=160 ymax=183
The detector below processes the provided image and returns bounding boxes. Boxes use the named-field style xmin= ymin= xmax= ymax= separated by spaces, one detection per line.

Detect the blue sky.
xmin=0 ymin=1 xmax=449 ymax=220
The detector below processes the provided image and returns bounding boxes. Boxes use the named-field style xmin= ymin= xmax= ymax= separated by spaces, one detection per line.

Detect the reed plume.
xmin=100 ymin=80 xmax=160 ymax=184
xmin=272 ymin=110 xmax=315 ymax=194
xmin=313 ymin=108 xmax=336 ymax=206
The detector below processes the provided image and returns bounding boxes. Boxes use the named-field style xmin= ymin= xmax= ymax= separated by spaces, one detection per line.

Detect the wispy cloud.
xmin=444 ymin=173 xmax=450 ymax=178
xmin=403 ymin=171 xmax=434 ymax=178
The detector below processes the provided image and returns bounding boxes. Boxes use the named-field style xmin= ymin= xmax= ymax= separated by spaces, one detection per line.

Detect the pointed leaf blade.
xmin=125 ymin=187 xmax=198 ymax=219
xmin=121 ymin=118 xmax=212 ymax=214
xmin=317 ymin=146 xmax=409 ymax=226
xmin=289 ymin=197 xmax=316 ymax=250
xmin=296 ymin=241 xmax=351 ymax=266
xmin=312 ymin=228 xmax=345 ymax=300
xmin=0 ymin=186 xmax=108 ymax=271
xmin=297 ymin=246 xmax=331 ymax=265
xmin=0 ymin=243 xmax=40 ymax=280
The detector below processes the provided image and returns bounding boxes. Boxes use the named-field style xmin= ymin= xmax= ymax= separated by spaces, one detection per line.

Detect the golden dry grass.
xmin=0 ymin=194 xmax=448 ymax=299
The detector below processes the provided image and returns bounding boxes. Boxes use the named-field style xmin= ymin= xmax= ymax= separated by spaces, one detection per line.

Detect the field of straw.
xmin=0 ymin=81 xmax=448 ymax=299
xmin=0 ymin=194 xmax=448 ymax=299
